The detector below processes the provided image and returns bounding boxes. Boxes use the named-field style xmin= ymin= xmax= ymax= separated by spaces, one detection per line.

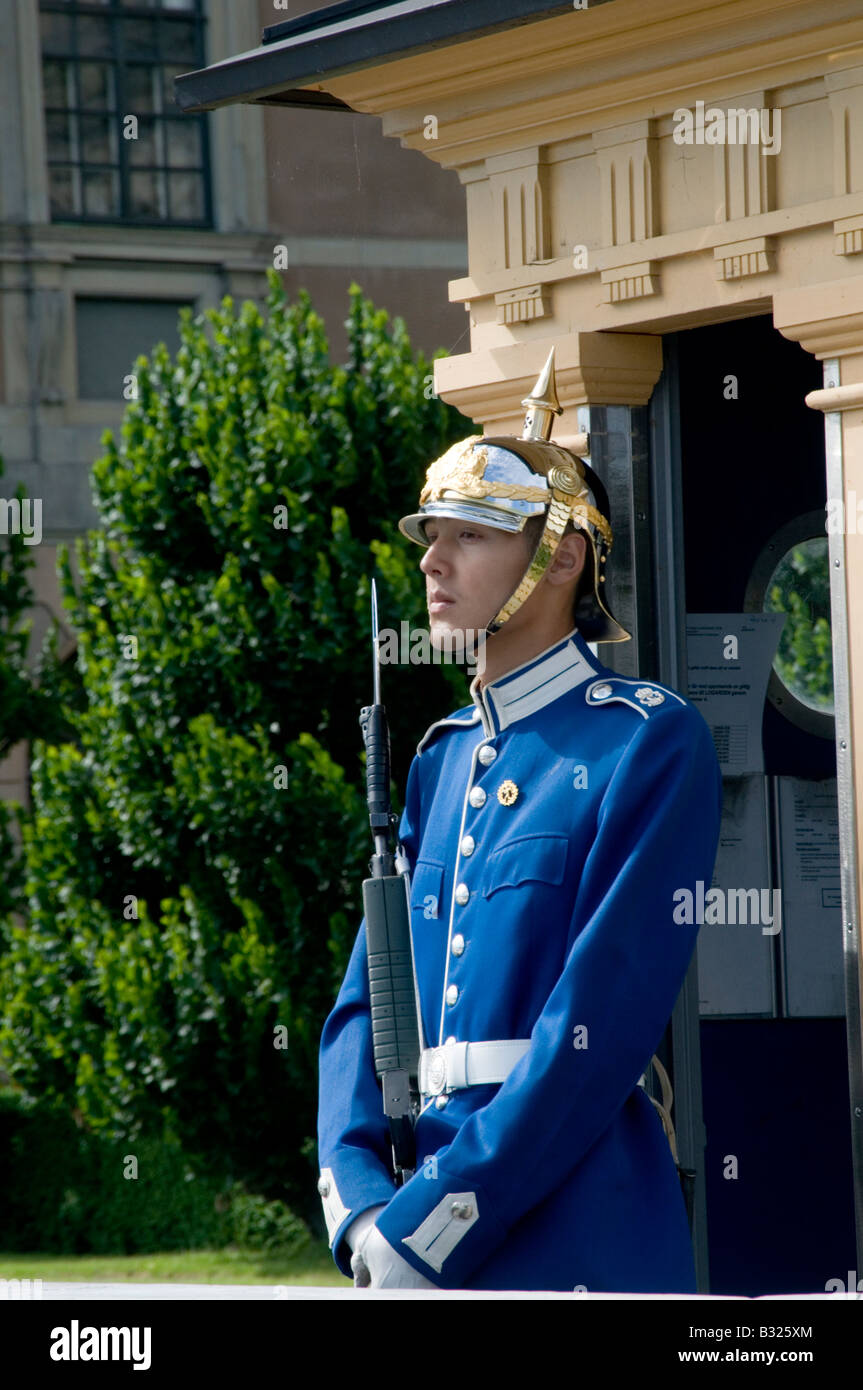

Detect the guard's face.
xmin=419 ymin=516 xmax=532 ymax=641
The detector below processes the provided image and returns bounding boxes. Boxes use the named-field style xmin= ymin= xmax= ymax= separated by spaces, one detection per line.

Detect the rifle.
xmin=358 ymin=580 xmax=421 ymax=1183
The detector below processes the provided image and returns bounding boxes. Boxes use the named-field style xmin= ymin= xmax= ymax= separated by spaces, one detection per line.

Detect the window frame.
xmin=39 ymin=0 xmax=213 ymax=229
xmin=744 ymin=509 xmax=836 ymax=741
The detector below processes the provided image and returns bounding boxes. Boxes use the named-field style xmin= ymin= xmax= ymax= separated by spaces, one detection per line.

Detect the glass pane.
xmin=159 ymin=1 xmax=198 ymax=10
xmin=49 ymin=167 xmax=78 ymax=218
xmin=764 ymin=537 xmax=834 ymax=714
xmin=128 ymin=117 xmax=161 ymax=166
xmin=130 ymin=169 xmax=165 ymax=217
xmin=125 ymin=65 xmax=158 ymax=113
xmin=79 ymin=62 xmax=115 ymax=111
xmin=78 ymin=16 xmax=114 ymax=60
xmin=161 ymin=19 xmax=199 ymax=62
xmin=122 ymin=18 xmax=159 ymax=61
xmin=40 ymin=12 xmax=74 ymax=56
xmin=165 ymin=119 xmax=200 ymax=168
xmin=83 ymin=168 xmax=120 ymax=218
xmin=80 ymin=115 xmax=115 ymax=164
xmin=42 ymin=60 xmax=72 ymax=109
xmin=167 ymin=170 xmax=204 ymax=221
xmin=46 ymin=112 xmax=73 ymax=161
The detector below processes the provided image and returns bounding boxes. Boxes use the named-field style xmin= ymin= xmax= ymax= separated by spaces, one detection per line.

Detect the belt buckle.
xmin=425 ymin=1047 xmax=448 ymax=1096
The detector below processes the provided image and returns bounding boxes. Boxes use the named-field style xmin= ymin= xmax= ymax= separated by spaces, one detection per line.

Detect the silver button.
xmin=468 ymin=786 xmax=487 ymax=808
xmin=455 ymin=883 xmax=470 ymax=906
xmin=592 ymin=682 xmax=612 ymax=700
xmin=434 ymin=1094 xmax=448 ymax=1110
xmin=317 ymin=1176 xmax=330 ymax=1198
xmin=451 ymin=1201 xmax=473 ymax=1220
xmin=445 ymin=1036 xmax=457 ymax=1046
xmin=446 ymin=983 xmax=459 ymax=1006
xmin=460 ymin=835 xmax=475 ymax=857
xmin=451 ymin=934 xmax=465 ymax=957
xmin=478 ymin=745 xmax=497 ymax=766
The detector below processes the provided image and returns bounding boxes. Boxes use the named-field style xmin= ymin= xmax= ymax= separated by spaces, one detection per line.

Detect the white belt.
xmin=420 ymin=1040 xmax=531 ymax=1096
xmin=419 ymin=1039 xmax=658 ymax=1102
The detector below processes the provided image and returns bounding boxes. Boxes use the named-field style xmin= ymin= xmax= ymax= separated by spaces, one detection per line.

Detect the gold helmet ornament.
xmin=398 ymin=348 xmax=630 ymax=642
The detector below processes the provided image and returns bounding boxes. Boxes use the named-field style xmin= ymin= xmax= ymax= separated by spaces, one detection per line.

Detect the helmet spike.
xmin=521 ymin=346 xmax=562 ymax=442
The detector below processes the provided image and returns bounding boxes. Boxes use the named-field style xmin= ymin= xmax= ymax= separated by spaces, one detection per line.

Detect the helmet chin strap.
xmin=485 ymin=494 xmax=573 ymax=635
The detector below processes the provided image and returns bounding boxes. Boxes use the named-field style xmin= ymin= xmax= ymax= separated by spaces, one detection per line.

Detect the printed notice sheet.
xmin=778 ymin=777 xmax=843 ymax=1018
xmin=686 ymin=614 xmax=786 ymax=774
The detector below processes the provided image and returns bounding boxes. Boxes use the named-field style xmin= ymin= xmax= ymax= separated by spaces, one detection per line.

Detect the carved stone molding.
xmin=714 ymin=236 xmax=775 ymax=280
xmin=434 ymin=331 xmax=663 ymax=433
xmin=773 ymin=278 xmax=863 ymax=359
xmin=495 ymin=283 xmax=549 ymax=324
xmin=592 ymin=120 xmax=658 ymax=249
xmin=825 ymin=67 xmax=863 ymax=198
xmin=712 ymin=90 xmax=775 ymax=223
xmin=601 ymin=261 xmax=660 ymax=304
xmin=835 ymin=215 xmax=863 ymax=257
xmin=485 ymin=147 xmax=550 ymax=272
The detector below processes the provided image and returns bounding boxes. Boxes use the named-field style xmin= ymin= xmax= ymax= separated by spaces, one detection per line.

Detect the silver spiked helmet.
xmin=398 ymin=349 xmax=630 ymax=642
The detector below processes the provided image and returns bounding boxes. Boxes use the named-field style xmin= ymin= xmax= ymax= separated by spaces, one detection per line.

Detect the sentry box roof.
xmin=174 ymin=0 xmax=618 ymax=114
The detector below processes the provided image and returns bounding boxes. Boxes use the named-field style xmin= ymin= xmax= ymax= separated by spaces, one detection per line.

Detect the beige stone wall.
xmin=319 ymin=0 xmax=863 ymax=395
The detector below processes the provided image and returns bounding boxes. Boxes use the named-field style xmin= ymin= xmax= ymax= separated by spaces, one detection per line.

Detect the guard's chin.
xmin=429 ymin=616 xmax=461 ymax=648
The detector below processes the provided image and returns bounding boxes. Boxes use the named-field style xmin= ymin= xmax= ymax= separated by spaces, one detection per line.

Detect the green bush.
xmin=0 ymin=276 xmax=470 ymax=1225
xmin=227 ymin=1186 xmax=310 ymax=1257
xmin=0 ymin=1090 xmax=230 ymax=1254
xmin=0 ymin=1089 xmax=316 ymax=1255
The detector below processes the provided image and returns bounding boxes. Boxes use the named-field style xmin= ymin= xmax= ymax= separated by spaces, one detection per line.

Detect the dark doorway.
xmin=666 ymin=314 xmax=855 ymax=1295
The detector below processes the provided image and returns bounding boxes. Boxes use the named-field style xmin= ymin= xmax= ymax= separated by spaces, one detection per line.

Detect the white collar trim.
xmin=470 ymin=630 xmax=604 ymax=735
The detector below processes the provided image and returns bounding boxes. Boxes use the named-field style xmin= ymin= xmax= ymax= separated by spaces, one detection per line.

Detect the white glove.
xmin=344 ymin=1205 xmax=386 ymax=1255
xmin=351 ymin=1222 xmax=438 ymax=1290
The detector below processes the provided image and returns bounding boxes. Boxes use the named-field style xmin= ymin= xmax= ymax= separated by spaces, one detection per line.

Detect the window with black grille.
xmin=40 ymin=0 xmax=211 ymax=227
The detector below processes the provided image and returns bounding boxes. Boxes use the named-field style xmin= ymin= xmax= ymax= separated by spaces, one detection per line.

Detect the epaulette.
xmin=417 ymin=706 xmax=482 ymax=755
xmin=584 ymin=676 xmax=686 ymax=720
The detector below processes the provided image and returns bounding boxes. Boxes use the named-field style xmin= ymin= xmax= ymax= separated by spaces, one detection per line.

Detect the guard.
xmin=317 ymin=351 xmax=722 ymax=1292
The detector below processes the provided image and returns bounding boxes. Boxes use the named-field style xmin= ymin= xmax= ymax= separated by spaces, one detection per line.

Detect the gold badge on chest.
xmin=497 ymin=779 xmax=519 ymax=806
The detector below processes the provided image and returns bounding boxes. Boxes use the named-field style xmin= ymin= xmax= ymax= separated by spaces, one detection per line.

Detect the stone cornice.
xmin=0 ymin=224 xmax=272 ymax=268
xmin=447 ymin=190 xmax=863 ymax=312
xmin=434 ymin=330 xmax=663 ymax=429
xmin=774 ymin=281 xmax=863 ymax=361
xmin=322 ymin=0 xmax=863 ymax=168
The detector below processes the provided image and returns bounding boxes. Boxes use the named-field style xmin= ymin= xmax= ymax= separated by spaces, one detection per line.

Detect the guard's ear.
xmin=546 ymin=530 xmax=586 ymax=586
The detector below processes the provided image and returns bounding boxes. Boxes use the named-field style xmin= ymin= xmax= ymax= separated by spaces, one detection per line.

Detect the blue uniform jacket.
xmin=317 ymin=629 xmax=722 ymax=1291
